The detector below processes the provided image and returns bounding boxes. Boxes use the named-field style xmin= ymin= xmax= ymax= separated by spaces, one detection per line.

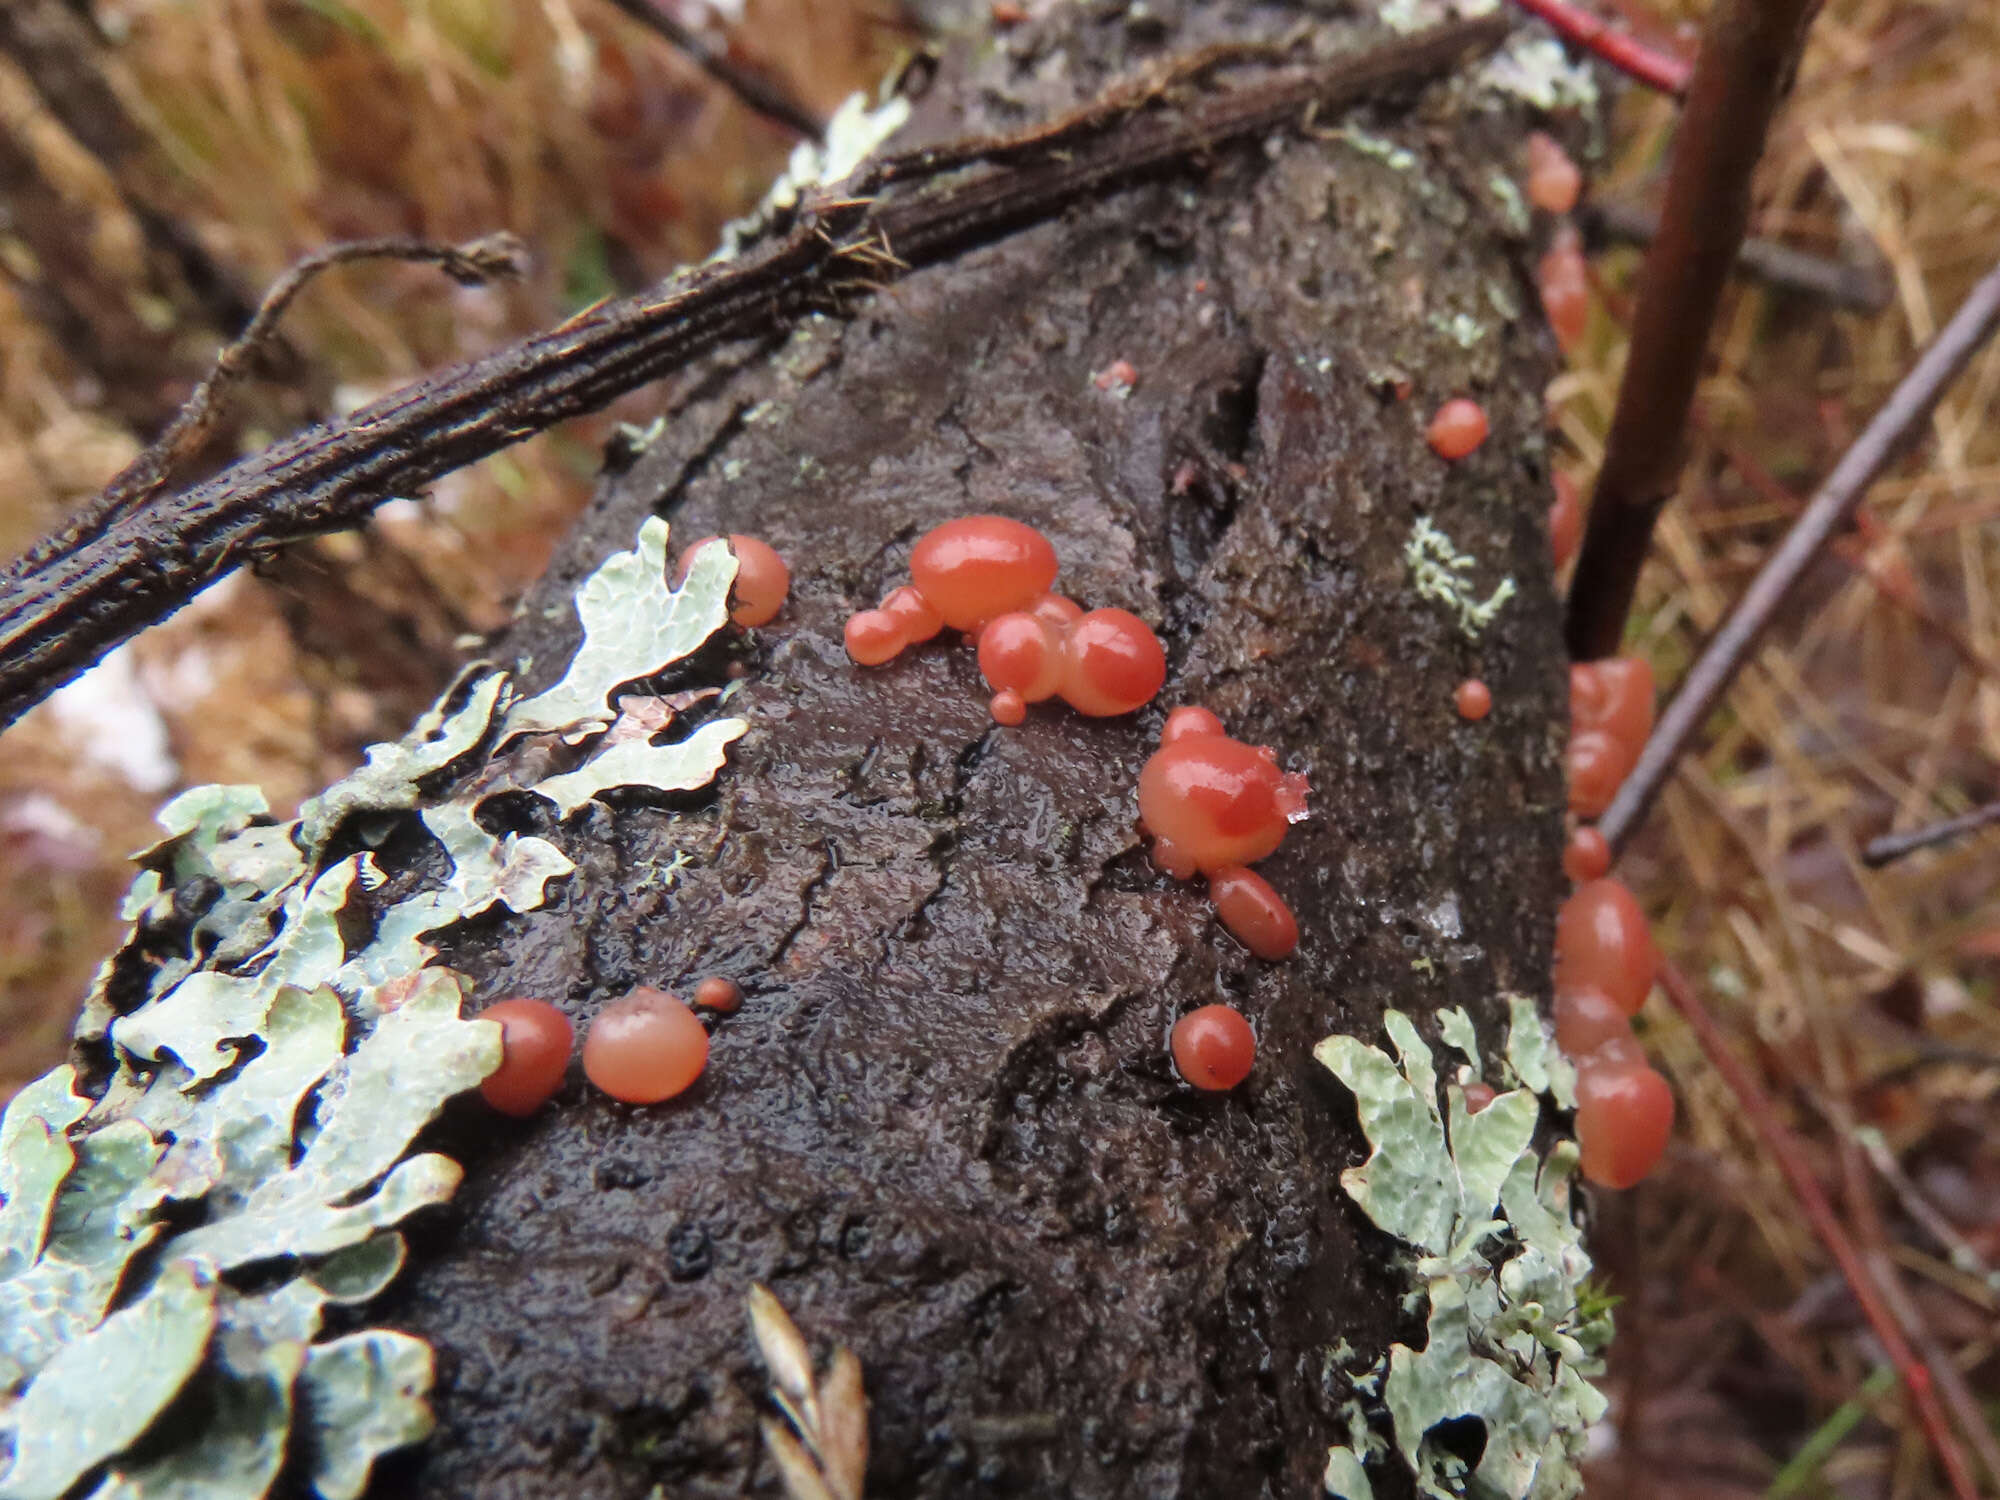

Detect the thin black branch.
xmin=1578 ymin=198 xmax=1889 ymax=314
xmin=0 ymin=15 xmax=1508 ymax=735
xmin=75 ymin=234 xmax=530 ymax=541
xmin=598 ymin=0 xmax=825 ymax=140
xmin=1862 ymin=797 xmax=2000 ymax=869
xmin=1599 ymin=255 xmax=2000 ymax=854
xmin=1562 ymin=0 xmax=1820 ymax=661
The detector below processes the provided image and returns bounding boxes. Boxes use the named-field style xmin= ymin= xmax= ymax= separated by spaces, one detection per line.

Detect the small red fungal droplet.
xmin=1552 ymin=985 xmax=1632 ymax=1060
xmin=1029 ymin=592 xmax=1085 ymax=632
xmin=1566 ymin=729 xmax=1634 ymax=818
xmin=1549 ymin=471 xmax=1582 ymax=569
xmin=977 ymin=612 xmax=1067 ymax=702
xmin=1576 ymin=1061 xmax=1674 ymax=1189
xmin=1060 ymin=608 xmax=1167 ymax=717
xmin=1455 ymin=679 xmax=1493 ymax=721
xmin=990 ymin=0 xmax=1027 ymax=24
xmin=909 ymin=516 xmax=1059 ymax=632
xmin=677 ymin=535 xmax=791 ymax=627
xmin=1563 ymin=826 xmax=1612 ymax=883
xmin=1572 ymin=656 xmax=1655 ymax=745
xmin=478 ymin=998 xmax=573 ymax=1118
xmin=1427 ymin=398 xmax=1489 ymax=460
xmin=1160 ymin=705 xmax=1226 ymax=746
xmin=1463 ymin=1081 xmax=1497 ymax=1114
xmin=1138 ymin=735 xmax=1307 ymax=873
xmin=1538 ymin=227 xmax=1589 ymax=352
xmin=1580 ymin=1032 xmax=1648 ymax=1072
xmin=881 ymin=584 xmax=944 ymax=643
xmin=1209 ymin=864 xmax=1299 ymax=960
xmin=1092 ymin=358 xmax=1138 ymax=393
xmin=989 ymin=689 xmax=1027 ymax=726
xmin=1525 ymin=131 xmax=1583 ymax=215
xmin=692 ymin=977 xmax=742 ymax=1014
xmin=1555 ymin=878 xmax=1657 ymax=1017
xmin=844 ymin=608 xmax=905 ymax=666
xmin=582 ymin=988 xmax=710 ymax=1104
xmin=1151 ymin=835 xmax=1199 ymax=880
xmin=1171 ymin=1004 xmax=1256 ymax=1091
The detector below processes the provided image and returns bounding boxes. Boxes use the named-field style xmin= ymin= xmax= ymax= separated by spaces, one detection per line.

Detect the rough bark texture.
xmin=383 ymin=4 xmax=1569 ymax=1496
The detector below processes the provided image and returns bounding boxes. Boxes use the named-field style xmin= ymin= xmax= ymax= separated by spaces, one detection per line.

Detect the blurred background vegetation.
xmin=0 ymin=0 xmax=1995 ymax=1494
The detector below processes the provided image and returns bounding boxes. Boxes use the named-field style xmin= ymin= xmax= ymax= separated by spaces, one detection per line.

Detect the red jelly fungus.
xmin=1209 ymin=864 xmax=1299 ymax=960
xmin=1576 ymin=1061 xmax=1675 ymax=1189
xmin=478 ymin=998 xmax=573 ymax=1118
xmin=1171 ymin=1004 xmax=1256 ymax=1091
xmin=1030 ymin=592 xmax=1085 ymax=631
xmin=679 ymin=535 xmax=789 ymax=627
xmin=1160 ymin=705 xmax=1226 ymax=745
xmin=1555 ymin=878 xmax=1657 ymax=1016
xmin=909 ymin=516 xmax=1058 ymax=632
xmin=1463 ymin=1081 xmax=1497 ymax=1114
xmin=1566 ymin=729 xmax=1634 ymax=819
xmin=844 ymin=609 xmax=905 ymax=667
xmin=582 ymin=988 xmax=710 ymax=1104
xmin=1552 ymin=986 xmax=1632 ymax=1060
xmin=1151 ymin=836 xmax=1199 ymax=880
xmin=1579 ymin=1032 xmax=1647 ymax=1073
xmin=1549 ymin=471 xmax=1582 ymax=569
xmin=1572 ymin=656 xmax=1655 ymax=744
xmin=1525 ymin=131 xmax=1583 ymax=215
xmin=1138 ymin=736 xmax=1309 ymax=873
xmin=1538 ymin=229 xmax=1589 ymax=352
xmin=1455 ymin=679 xmax=1493 ymax=721
xmin=882 ymin=584 xmax=944 ymax=643
xmin=989 ymin=689 xmax=1027 ymax=726
xmin=1563 ymin=826 xmax=1612 ymax=883
xmin=977 ymin=612 xmax=1067 ymax=702
xmin=1427 ymin=398 xmax=1489 ymax=460
xmin=1059 ymin=609 xmax=1167 ymax=717
xmin=692 ymin=976 xmax=742 ymax=1014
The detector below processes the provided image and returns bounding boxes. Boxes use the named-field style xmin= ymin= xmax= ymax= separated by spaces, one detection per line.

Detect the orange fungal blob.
xmin=989 ymin=689 xmax=1027 ymax=726
xmin=678 ymin=535 xmax=790 ymax=627
xmin=1138 ymin=735 xmax=1309 ymax=874
xmin=1209 ymin=864 xmax=1299 ymax=960
xmin=844 ymin=609 xmax=905 ymax=667
xmin=1171 ymin=1004 xmax=1256 ymax=1091
xmin=1525 ymin=131 xmax=1583 ymax=215
xmin=1463 ymin=1081 xmax=1497 ymax=1114
xmin=1555 ymin=878 xmax=1657 ymax=1016
xmin=1563 ymin=826 xmax=1612 ymax=883
xmin=1549 ymin=471 xmax=1582 ymax=569
xmin=1576 ymin=1061 xmax=1675 ymax=1189
xmin=1029 ymin=593 xmax=1085 ymax=632
xmin=478 ymin=998 xmax=574 ymax=1118
xmin=1059 ymin=609 xmax=1167 ymax=717
xmin=1427 ymin=398 xmax=1489 ymax=460
xmin=692 ymin=976 xmax=743 ymax=1014
xmin=1566 ymin=729 xmax=1634 ymax=818
xmin=1538 ymin=227 xmax=1589 ymax=352
xmin=1161 ymin=705 xmax=1226 ymax=745
xmin=1571 ymin=656 xmax=1655 ymax=747
xmin=1455 ymin=679 xmax=1493 ymax=721
xmin=909 ymin=516 xmax=1058 ymax=632
xmin=881 ymin=584 xmax=944 ymax=643
xmin=582 ymin=987 xmax=710 ymax=1104
xmin=1151 ymin=836 xmax=1199 ymax=881
xmin=1552 ymin=985 xmax=1632 ymax=1060
xmin=977 ymin=612 xmax=1067 ymax=702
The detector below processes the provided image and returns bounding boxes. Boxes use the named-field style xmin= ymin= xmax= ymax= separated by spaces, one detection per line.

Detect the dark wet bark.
xmin=384 ymin=4 xmax=1569 ymax=1496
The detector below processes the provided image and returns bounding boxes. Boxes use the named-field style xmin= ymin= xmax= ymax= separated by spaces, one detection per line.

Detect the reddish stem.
xmin=1654 ymin=960 xmax=1982 ymax=1500
xmin=1503 ymin=0 xmax=1693 ymax=97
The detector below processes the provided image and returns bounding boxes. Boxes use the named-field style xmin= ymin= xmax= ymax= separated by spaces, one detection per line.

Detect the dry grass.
xmin=1 ymin=0 xmax=1996 ymax=1492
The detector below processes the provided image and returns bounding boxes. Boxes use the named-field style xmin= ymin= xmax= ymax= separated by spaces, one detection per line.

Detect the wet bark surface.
xmin=382 ymin=4 xmax=1569 ymax=1495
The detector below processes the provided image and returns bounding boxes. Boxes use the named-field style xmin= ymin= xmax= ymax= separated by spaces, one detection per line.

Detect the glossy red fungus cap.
xmin=1462 ymin=1081 xmax=1497 ymax=1114
xmin=1576 ymin=1060 xmax=1674 ymax=1189
xmin=1138 ymin=735 xmax=1308 ymax=873
xmin=1571 ymin=656 xmax=1655 ymax=745
xmin=977 ymin=612 xmax=1066 ymax=702
xmin=1059 ymin=609 xmax=1167 ymax=717
xmin=1563 ymin=826 xmax=1612 ymax=883
xmin=882 ymin=584 xmax=944 ymax=643
xmin=1455 ymin=679 xmax=1493 ymax=721
xmin=909 ymin=516 xmax=1058 ymax=632
xmin=1208 ymin=864 xmax=1298 ymax=960
xmin=1029 ymin=593 xmax=1085 ymax=632
xmin=844 ymin=608 xmax=905 ymax=667
xmin=1427 ymin=398 xmax=1489 ymax=460
xmin=1538 ymin=227 xmax=1589 ymax=353
xmin=1171 ymin=1005 xmax=1256 ymax=1092
xmin=1555 ymin=878 xmax=1657 ymax=1016
xmin=582 ymin=987 xmax=710 ymax=1104
xmin=478 ymin=998 xmax=573 ymax=1118
xmin=1552 ymin=985 xmax=1631 ymax=1060
xmin=1549 ymin=471 xmax=1582 ymax=570
xmin=1150 ymin=836 xmax=1199 ymax=881
xmin=1566 ymin=729 xmax=1634 ymax=819
xmin=692 ymin=977 xmax=743 ymax=1014
xmin=1160 ymin=705 xmax=1226 ymax=746
xmin=1525 ymin=131 xmax=1582 ymax=214
xmin=989 ymin=689 xmax=1027 ymax=726
xmin=677 ymin=535 xmax=790 ymax=627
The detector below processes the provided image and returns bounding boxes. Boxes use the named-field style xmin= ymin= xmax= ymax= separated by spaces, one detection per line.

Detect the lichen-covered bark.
xmin=384 ymin=4 xmax=1568 ymax=1496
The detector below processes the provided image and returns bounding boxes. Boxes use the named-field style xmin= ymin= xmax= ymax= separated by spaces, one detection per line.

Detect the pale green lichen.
xmin=1437 ymin=1005 xmax=1481 ymax=1077
xmin=1405 ymin=516 xmax=1518 ymax=638
xmin=1501 ymin=990 xmax=1576 ymax=1109
xmin=1316 ymin=1009 xmax=1607 ymax=1499
xmin=0 ymin=515 xmax=749 ymax=1498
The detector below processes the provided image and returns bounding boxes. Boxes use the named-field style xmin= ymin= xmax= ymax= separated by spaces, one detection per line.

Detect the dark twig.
xmin=1598 ymin=256 xmax=2000 ymax=852
xmin=80 ymin=234 xmax=531 ymax=535
xmin=1578 ymin=198 xmax=1889 ymax=313
xmin=1502 ymin=0 xmax=1692 ymax=96
xmin=0 ymin=15 xmax=1509 ymax=734
xmin=1563 ymin=0 xmax=1820 ymax=661
xmin=1863 ymin=797 xmax=2000 ymax=868
xmin=598 ymin=0 xmax=825 ymax=140
xmin=1654 ymin=960 xmax=1982 ymax=1500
